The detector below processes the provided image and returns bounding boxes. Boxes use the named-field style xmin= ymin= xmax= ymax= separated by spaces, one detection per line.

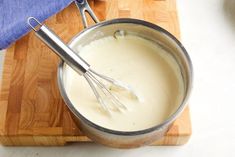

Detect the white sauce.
xmin=64 ymin=35 xmax=184 ymax=131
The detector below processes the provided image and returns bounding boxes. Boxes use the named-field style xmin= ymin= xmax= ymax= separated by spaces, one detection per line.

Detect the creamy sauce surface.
xmin=64 ymin=35 xmax=184 ymax=131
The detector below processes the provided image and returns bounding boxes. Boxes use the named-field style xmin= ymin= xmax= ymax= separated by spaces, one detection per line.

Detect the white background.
xmin=0 ymin=0 xmax=235 ymax=156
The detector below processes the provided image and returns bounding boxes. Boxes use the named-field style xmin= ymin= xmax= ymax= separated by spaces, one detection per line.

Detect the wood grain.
xmin=0 ymin=0 xmax=191 ymax=146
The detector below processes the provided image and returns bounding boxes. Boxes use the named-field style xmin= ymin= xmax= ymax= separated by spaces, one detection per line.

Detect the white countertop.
xmin=0 ymin=0 xmax=235 ymax=156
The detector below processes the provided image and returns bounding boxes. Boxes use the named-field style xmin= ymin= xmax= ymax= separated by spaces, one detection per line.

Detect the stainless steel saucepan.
xmin=57 ymin=0 xmax=193 ymax=148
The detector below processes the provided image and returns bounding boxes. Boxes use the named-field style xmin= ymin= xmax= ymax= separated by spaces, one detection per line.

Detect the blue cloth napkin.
xmin=0 ymin=0 xmax=74 ymax=50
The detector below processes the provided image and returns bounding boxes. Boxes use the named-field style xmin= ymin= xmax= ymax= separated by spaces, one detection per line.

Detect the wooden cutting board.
xmin=0 ymin=0 xmax=191 ymax=146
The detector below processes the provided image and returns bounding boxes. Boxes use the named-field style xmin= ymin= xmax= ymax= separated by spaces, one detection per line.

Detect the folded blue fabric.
xmin=0 ymin=0 xmax=73 ymax=50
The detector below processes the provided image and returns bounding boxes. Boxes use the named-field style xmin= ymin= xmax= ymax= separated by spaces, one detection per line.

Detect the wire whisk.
xmin=27 ymin=17 xmax=138 ymax=114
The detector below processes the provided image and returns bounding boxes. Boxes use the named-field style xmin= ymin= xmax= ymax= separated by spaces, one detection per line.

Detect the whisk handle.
xmin=27 ymin=17 xmax=90 ymax=75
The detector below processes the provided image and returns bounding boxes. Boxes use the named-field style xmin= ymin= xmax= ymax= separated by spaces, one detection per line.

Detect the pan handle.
xmin=75 ymin=0 xmax=100 ymax=28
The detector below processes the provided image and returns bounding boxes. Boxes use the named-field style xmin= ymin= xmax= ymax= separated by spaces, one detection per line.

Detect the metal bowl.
xmin=57 ymin=17 xmax=193 ymax=148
